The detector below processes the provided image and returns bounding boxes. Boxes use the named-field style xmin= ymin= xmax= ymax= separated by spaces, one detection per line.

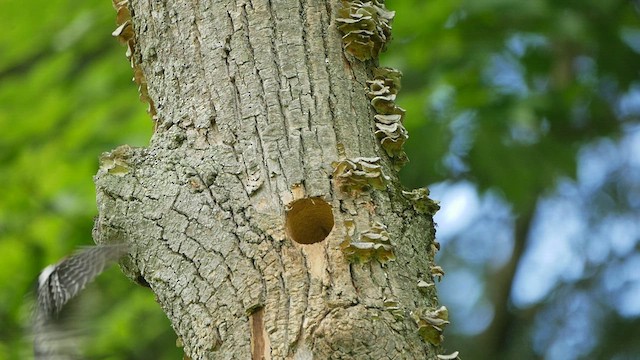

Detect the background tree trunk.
xmin=94 ymin=0 xmax=443 ymax=358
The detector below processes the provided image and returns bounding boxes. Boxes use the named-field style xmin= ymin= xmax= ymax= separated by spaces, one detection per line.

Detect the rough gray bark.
xmin=95 ymin=0 xmax=444 ymax=358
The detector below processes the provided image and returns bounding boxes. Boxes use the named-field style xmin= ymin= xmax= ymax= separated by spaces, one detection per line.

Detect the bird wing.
xmin=38 ymin=244 xmax=128 ymax=318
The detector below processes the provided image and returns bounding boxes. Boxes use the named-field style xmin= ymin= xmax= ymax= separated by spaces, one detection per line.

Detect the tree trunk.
xmin=95 ymin=0 xmax=444 ymax=358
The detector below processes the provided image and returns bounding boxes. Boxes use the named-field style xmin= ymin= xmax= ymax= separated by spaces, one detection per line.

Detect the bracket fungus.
xmin=341 ymin=220 xmax=395 ymax=263
xmin=437 ymin=351 xmax=461 ymax=360
xmin=331 ymin=157 xmax=389 ymax=196
xmin=402 ymin=188 xmax=441 ymax=215
xmin=383 ymin=296 xmax=405 ymax=320
xmin=336 ymin=0 xmax=395 ymax=61
xmin=99 ymin=145 xmax=133 ymax=176
xmin=412 ymin=306 xmax=450 ymax=346
xmin=366 ymin=68 xmax=409 ymax=169
xmin=112 ymin=0 xmax=157 ymax=121
xmin=430 ymin=265 xmax=445 ymax=282
xmin=417 ymin=279 xmax=435 ymax=294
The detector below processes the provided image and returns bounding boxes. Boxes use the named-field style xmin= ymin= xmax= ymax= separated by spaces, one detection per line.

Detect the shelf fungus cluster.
xmin=331 ymin=157 xmax=389 ymax=196
xmin=412 ymin=306 xmax=450 ymax=346
xmin=367 ymin=67 xmax=409 ymax=169
xmin=437 ymin=351 xmax=461 ymax=360
xmin=333 ymin=1 xmax=452 ymax=350
xmin=430 ymin=265 xmax=445 ymax=283
xmin=111 ymin=0 xmax=157 ymax=122
xmin=402 ymin=188 xmax=440 ymax=215
xmin=383 ymin=296 xmax=405 ymax=320
xmin=336 ymin=0 xmax=395 ymax=61
xmin=341 ymin=220 xmax=395 ymax=263
xmin=99 ymin=145 xmax=133 ymax=176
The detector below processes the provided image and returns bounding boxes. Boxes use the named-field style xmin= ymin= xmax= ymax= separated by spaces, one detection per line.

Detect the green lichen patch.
xmin=402 ymin=188 xmax=441 ymax=215
xmin=412 ymin=306 xmax=449 ymax=346
xmin=336 ymin=1 xmax=395 ymax=61
xmin=331 ymin=157 xmax=389 ymax=196
xmin=341 ymin=220 xmax=396 ymax=263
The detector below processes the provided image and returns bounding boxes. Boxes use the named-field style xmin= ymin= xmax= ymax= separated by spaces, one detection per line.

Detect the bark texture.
xmin=95 ymin=1 xmax=442 ymax=358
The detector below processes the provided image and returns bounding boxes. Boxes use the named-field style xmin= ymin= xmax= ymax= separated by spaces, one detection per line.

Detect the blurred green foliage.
xmin=1 ymin=0 xmax=638 ymax=359
xmin=0 ymin=0 xmax=178 ymax=358
xmin=384 ymin=0 xmax=640 ymax=359
xmin=387 ymin=0 xmax=636 ymax=206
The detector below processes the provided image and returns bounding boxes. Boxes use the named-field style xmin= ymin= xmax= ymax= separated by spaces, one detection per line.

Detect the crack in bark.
xmin=264 ymin=0 xmax=291 ymax=150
